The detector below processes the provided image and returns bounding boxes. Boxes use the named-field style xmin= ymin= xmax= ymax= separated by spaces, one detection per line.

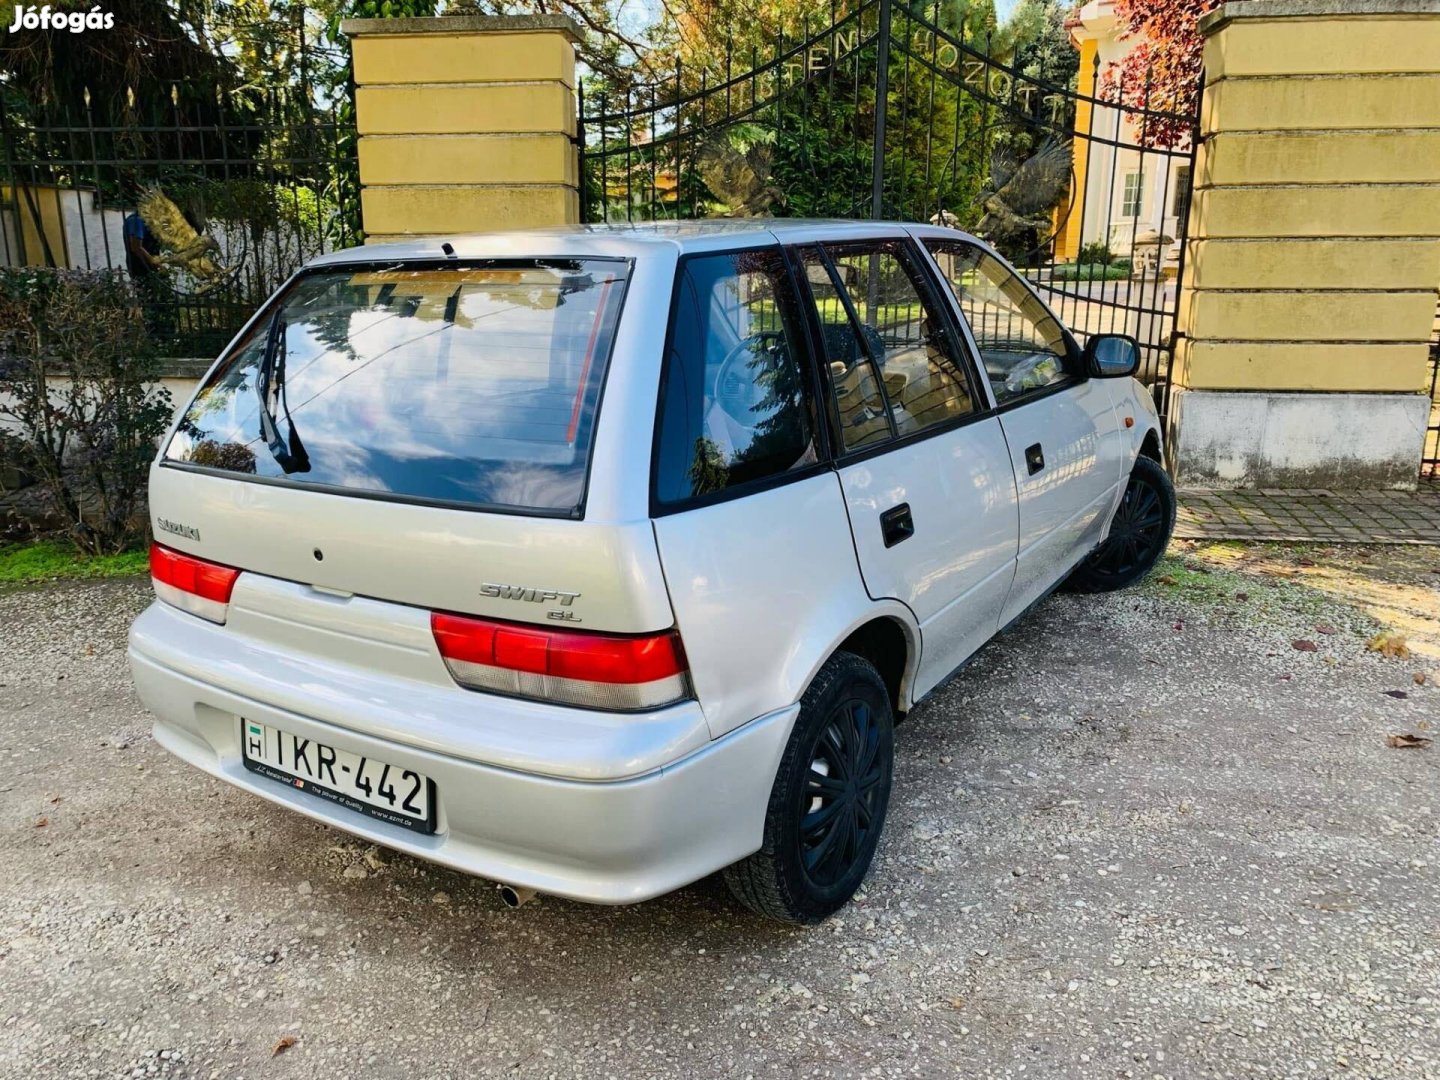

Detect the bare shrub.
xmin=0 ymin=269 xmax=173 ymax=554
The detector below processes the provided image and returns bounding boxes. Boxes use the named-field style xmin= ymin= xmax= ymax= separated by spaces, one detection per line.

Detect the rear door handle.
xmin=880 ymin=503 xmax=914 ymax=548
xmin=1025 ymin=443 xmax=1045 ymax=475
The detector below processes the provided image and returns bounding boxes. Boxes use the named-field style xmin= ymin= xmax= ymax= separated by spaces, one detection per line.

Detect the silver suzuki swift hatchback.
xmin=129 ymin=220 xmax=1175 ymax=923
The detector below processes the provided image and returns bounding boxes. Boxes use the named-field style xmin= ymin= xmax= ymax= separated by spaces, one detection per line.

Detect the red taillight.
xmin=431 ymin=611 xmax=690 ymax=711
xmin=149 ymin=543 xmax=240 ymax=624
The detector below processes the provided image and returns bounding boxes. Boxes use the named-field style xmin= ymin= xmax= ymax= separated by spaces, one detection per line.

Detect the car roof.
xmin=305 ymin=219 xmax=991 ymax=268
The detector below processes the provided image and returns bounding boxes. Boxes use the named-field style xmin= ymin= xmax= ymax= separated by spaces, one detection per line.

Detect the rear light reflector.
xmin=431 ymin=611 xmax=691 ymax=711
xmin=149 ymin=543 xmax=240 ymax=624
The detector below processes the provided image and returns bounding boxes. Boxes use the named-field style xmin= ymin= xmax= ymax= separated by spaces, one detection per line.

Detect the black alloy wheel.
xmin=1067 ymin=455 xmax=1176 ymax=593
xmin=798 ymin=696 xmax=887 ymax=891
xmin=724 ymin=651 xmax=894 ymax=924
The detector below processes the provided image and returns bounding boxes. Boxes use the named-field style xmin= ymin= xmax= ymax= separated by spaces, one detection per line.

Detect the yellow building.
xmin=1054 ymin=0 xmax=1193 ymax=270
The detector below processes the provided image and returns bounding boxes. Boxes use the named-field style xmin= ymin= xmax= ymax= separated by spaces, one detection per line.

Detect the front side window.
xmin=653 ymin=249 xmax=818 ymax=506
xmin=925 ymin=240 xmax=1074 ymax=406
xmin=164 ymin=259 xmax=628 ymax=514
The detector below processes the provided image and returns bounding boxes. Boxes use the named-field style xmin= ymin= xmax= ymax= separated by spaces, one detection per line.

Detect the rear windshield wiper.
xmin=254 ymin=308 xmax=311 ymax=474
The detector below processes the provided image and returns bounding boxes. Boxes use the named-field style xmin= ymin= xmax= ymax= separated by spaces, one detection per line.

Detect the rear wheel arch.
xmin=834 ymin=615 xmax=916 ymax=719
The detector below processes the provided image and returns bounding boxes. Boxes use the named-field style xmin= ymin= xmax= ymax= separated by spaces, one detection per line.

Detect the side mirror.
xmin=1083 ymin=333 xmax=1141 ymax=378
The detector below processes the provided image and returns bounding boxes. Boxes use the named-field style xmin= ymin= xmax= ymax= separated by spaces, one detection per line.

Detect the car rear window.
xmin=163 ymin=259 xmax=628 ymax=515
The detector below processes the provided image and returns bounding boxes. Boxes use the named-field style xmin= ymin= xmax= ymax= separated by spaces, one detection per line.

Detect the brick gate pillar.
xmin=1170 ymin=0 xmax=1440 ymax=490
xmin=340 ymin=14 xmax=582 ymax=241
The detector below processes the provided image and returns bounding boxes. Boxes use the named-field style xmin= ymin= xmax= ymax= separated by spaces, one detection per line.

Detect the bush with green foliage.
xmin=1077 ymin=241 xmax=1117 ymax=266
xmin=0 ymin=269 xmax=173 ymax=555
xmin=1050 ymin=259 xmax=1132 ymax=281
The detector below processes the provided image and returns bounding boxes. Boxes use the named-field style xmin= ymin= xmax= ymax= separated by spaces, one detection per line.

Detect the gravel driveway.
xmin=2 ymin=542 xmax=1437 ymax=1079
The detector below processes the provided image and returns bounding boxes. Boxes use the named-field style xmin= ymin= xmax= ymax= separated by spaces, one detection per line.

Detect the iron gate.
xmin=578 ymin=0 xmax=1201 ymax=417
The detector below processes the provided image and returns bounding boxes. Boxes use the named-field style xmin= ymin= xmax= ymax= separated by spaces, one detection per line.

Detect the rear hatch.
xmin=149 ymin=256 xmax=680 ymax=706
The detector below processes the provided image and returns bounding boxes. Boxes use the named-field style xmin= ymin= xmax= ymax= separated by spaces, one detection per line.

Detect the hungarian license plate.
xmin=240 ymin=719 xmax=435 ymax=833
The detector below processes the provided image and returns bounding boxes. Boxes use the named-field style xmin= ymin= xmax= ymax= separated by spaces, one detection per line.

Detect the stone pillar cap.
xmin=340 ymin=13 xmax=583 ymax=43
xmin=1201 ymin=0 xmax=1440 ymax=33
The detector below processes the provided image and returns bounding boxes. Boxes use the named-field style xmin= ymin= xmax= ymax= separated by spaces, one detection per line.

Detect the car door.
xmin=647 ymin=244 xmax=878 ymax=739
xmin=921 ymin=237 xmax=1125 ymax=626
xmin=793 ymin=236 xmax=1019 ymax=701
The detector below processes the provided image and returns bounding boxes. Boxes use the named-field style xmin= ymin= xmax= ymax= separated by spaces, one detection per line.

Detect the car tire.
xmin=1066 ymin=455 xmax=1176 ymax=594
xmin=723 ymin=651 xmax=894 ymax=925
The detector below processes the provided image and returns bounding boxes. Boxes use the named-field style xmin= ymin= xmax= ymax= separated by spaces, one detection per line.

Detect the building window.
xmin=1120 ymin=172 xmax=1143 ymax=218
xmin=1171 ymin=166 xmax=1192 ymax=218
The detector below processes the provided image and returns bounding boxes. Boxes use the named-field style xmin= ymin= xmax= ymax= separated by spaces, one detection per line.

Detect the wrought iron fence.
xmin=0 ymin=37 xmax=357 ymax=358
xmin=578 ymin=0 xmax=1201 ymax=418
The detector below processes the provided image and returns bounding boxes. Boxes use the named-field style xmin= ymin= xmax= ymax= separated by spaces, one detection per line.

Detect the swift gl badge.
xmin=480 ymin=582 xmax=582 ymax=622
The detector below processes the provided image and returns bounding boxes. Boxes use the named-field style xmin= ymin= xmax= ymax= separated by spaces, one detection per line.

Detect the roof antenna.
xmin=441 ymin=241 xmax=456 ymax=258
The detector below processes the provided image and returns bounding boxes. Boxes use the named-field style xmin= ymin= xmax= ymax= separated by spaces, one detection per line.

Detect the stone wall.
xmin=1170 ymin=0 xmax=1440 ymax=489
xmin=341 ymin=15 xmax=582 ymax=242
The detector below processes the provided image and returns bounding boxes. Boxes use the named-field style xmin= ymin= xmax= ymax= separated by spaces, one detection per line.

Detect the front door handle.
xmin=880 ymin=503 xmax=914 ymax=548
xmin=1025 ymin=443 xmax=1045 ymax=475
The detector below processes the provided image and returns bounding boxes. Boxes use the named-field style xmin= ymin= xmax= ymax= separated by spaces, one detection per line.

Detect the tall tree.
xmin=444 ymin=0 xmax=664 ymax=88
xmin=1101 ymin=0 xmax=1218 ymax=148
xmin=0 ymin=1 xmax=249 ymax=119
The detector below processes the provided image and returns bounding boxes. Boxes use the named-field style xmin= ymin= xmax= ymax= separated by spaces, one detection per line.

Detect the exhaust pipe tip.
xmin=497 ymin=883 xmax=537 ymax=909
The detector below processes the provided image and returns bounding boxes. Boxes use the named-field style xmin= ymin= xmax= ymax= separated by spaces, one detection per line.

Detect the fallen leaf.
xmin=1314 ymin=624 xmax=1337 ymax=636
xmin=34 ymin=817 xmax=48 ymax=828
xmin=1234 ymin=592 xmax=1249 ymax=601
xmin=948 ymin=996 xmax=966 ymax=1010
xmin=1297 ymin=557 xmax=1316 ymax=568
xmin=1386 ymin=733 xmax=1431 ymax=750
xmin=1292 ymin=640 xmax=1318 ymax=652
xmin=1172 ymin=621 xmax=1185 ymax=631
xmin=1157 ymin=574 xmax=1178 ymax=586
xmin=1383 ymin=690 xmax=1409 ymax=700
xmin=1366 ymin=632 xmax=1411 ymax=659
xmin=271 ymin=1036 xmax=298 ymax=1058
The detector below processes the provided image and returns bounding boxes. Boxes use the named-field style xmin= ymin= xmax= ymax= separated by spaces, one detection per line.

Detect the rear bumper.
xmin=128 ymin=602 xmax=796 ymax=904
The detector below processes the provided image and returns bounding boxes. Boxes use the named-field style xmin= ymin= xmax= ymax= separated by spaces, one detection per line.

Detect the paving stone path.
xmin=1177 ymin=484 xmax=1440 ymax=546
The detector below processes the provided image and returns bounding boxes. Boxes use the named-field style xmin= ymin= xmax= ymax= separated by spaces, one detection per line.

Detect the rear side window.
xmin=653 ymin=250 xmax=819 ymax=507
xmin=803 ymin=240 xmax=979 ymax=453
xmin=799 ymin=251 xmax=893 ymax=452
xmin=163 ymin=260 xmax=628 ymax=515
